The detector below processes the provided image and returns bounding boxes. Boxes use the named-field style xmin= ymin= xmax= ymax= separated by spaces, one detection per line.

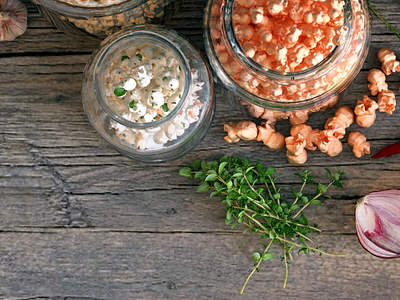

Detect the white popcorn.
xmin=122 ymin=78 xmax=137 ymax=90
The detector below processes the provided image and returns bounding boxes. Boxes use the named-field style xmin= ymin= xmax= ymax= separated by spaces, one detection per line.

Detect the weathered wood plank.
xmin=0 ymin=231 xmax=399 ymax=300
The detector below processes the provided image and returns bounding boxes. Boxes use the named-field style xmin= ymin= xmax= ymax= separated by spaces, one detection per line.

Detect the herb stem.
xmin=290 ymin=180 xmax=307 ymax=210
xmin=240 ymin=239 xmax=274 ymax=294
xmin=282 ymin=234 xmax=288 ymax=289
xmin=292 ymin=181 xmax=334 ymax=219
xmin=276 ymin=237 xmax=346 ymax=257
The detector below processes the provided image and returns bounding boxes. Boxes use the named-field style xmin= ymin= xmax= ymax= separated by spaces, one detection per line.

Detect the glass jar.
xmin=34 ymin=0 xmax=184 ymax=38
xmin=82 ymin=24 xmax=215 ymax=162
xmin=203 ymin=0 xmax=371 ymax=125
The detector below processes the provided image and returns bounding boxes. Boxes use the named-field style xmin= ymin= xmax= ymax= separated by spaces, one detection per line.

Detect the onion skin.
xmin=0 ymin=0 xmax=27 ymax=42
xmin=355 ymin=189 xmax=400 ymax=258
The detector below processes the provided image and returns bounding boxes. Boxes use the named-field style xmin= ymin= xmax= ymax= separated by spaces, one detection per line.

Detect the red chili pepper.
xmin=371 ymin=141 xmax=400 ymax=158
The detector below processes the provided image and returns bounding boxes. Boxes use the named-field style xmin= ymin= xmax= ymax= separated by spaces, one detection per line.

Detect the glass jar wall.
xmin=34 ymin=0 xmax=184 ymax=38
xmin=204 ymin=0 xmax=371 ymax=125
xmin=82 ymin=25 xmax=215 ymax=162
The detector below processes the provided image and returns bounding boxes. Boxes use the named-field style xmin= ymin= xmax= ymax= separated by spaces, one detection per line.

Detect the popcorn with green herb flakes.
xmin=104 ymin=45 xmax=204 ymax=149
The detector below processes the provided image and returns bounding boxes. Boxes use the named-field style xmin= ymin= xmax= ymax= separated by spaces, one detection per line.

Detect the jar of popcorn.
xmin=82 ymin=24 xmax=215 ymax=162
xmin=34 ymin=0 xmax=184 ymax=38
xmin=204 ymin=0 xmax=371 ymax=125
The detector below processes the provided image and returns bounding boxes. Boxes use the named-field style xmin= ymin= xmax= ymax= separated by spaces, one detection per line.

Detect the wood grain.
xmin=1 ymin=0 xmax=400 ymax=299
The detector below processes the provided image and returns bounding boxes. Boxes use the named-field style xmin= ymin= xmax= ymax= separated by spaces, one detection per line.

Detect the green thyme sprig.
xmin=179 ymin=156 xmax=346 ymax=293
xmin=368 ymin=1 xmax=400 ymax=41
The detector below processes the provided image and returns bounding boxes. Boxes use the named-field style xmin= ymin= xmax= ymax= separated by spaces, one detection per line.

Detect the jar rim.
xmin=92 ymin=26 xmax=192 ymax=130
xmin=36 ymin=0 xmax=142 ymax=18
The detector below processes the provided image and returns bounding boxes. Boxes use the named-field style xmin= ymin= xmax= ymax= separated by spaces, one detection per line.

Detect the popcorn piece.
xmin=377 ymin=48 xmax=400 ymax=75
xmin=354 ymin=95 xmax=379 ymax=128
xmin=223 ymin=121 xmax=258 ymax=143
xmin=347 ymin=131 xmax=370 ymax=158
xmin=377 ymin=89 xmax=396 ymax=115
xmin=289 ymin=110 xmax=310 ymax=125
xmin=290 ymin=124 xmax=320 ymax=151
xmin=286 ymin=25 xmax=302 ymax=44
xmin=256 ymin=121 xmax=285 ymax=150
xmin=367 ymin=69 xmax=388 ymax=96
xmin=324 ymin=106 xmax=354 ymax=139
xmin=274 ymin=45 xmax=288 ymax=65
xmin=268 ymin=0 xmax=288 ymax=15
xmin=317 ymin=130 xmax=343 ymax=157
xmin=285 ymin=133 xmax=308 ymax=165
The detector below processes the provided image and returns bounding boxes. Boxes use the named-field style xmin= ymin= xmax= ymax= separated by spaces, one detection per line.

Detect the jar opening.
xmin=221 ymin=0 xmax=354 ymax=85
xmin=93 ymin=30 xmax=192 ymax=130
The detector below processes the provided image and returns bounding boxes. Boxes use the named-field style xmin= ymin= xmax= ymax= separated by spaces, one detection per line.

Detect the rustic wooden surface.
xmin=1 ymin=0 xmax=400 ymax=299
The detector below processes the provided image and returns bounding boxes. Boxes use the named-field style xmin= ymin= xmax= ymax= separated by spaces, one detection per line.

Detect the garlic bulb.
xmin=355 ymin=189 xmax=400 ymax=258
xmin=0 ymin=0 xmax=27 ymax=42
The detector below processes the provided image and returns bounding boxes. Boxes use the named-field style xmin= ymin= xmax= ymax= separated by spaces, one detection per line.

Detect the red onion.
xmin=355 ymin=189 xmax=400 ymax=258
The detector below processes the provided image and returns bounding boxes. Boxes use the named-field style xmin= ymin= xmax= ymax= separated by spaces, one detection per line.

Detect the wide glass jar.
xmin=82 ymin=24 xmax=215 ymax=162
xmin=204 ymin=0 xmax=371 ymax=125
xmin=34 ymin=0 xmax=184 ymax=38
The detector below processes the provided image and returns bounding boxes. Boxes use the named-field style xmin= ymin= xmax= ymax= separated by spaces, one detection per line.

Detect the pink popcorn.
xmin=377 ymin=89 xmax=396 ymax=115
xmin=286 ymin=25 xmax=302 ymax=44
xmin=290 ymin=43 xmax=310 ymax=63
xmin=367 ymin=69 xmax=388 ymax=96
xmin=242 ymin=42 xmax=257 ymax=58
xmin=232 ymin=11 xmax=252 ymax=25
xmin=258 ymin=27 xmax=273 ymax=43
xmin=377 ymin=48 xmax=400 ymax=75
xmin=289 ymin=4 xmax=305 ymax=22
xmin=234 ymin=24 xmax=254 ymax=40
xmin=268 ymin=0 xmax=288 ymax=15
xmin=274 ymin=44 xmax=288 ymax=65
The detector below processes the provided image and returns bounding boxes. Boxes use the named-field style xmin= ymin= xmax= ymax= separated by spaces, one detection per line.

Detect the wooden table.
xmin=1 ymin=0 xmax=400 ymax=298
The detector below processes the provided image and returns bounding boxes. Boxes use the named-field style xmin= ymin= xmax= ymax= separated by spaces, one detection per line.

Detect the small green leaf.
xmin=299 ymin=236 xmax=306 ymax=246
xmin=261 ymin=232 xmax=267 ymax=241
xmin=233 ymin=172 xmax=242 ymax=178
xmin=225 ymin=217 xmax=233 ymax=225
xmin=129 ymin=100 xmax=136 ymax=109
xmin=244 ymin=158 xmax=250 ymax=167
xmin=194 ymin=171 xmax=203 ymax=178
xmin=179 ymin=167 xmax=192 ymax=177
xmin=136 ymin=53 xmax=142 ymax=59
xmin=262 ymin=253 xmax=274 ymax=261
xmin=205 ymin=174 xmax=217 ymax=181
xmin=219 ymin=162 xmax=228 ymax=174
xmin=333 ymin=181 xmax=344 ymax=188
xmin=226 ymin=209 xmax=232 ymax=220
xmin=322 ymin=194 xmax=332 ymax=199
xmin=317 ymin=183 xmax=327 ymax=194
xmin=294 ymin=173 xmax=303 ymax=181
xmin=220 ymin=156 xmax=229 ymax=163
xmin=121 ymin=55 xmax=130 ymax=61
xmin=252 ymin=252 xmax=261 ymax=262
xmin=299 ymin=215 xmax=308 ymax=225
xmin=196 ymin=183 xmax=210 ymax=193
xmin=231 ymin=223 xmax=239 ymax=229
xmin=210 ymin=191 xmax=218 ymax=198
xmin=114 ymin=87 xmax=126 ymax=97
xmin=310 ymin=199 xmax=322 ymax=205
xmin=244 ymin=228 xmax=252 ymax=234
xmin=227 ymin=181 xmax=233 ymax=189
xmin=265 ymin=167 xmax=276 ymax=176
xmin=193 ymin=160 xmax=201 ymax=171
xmin=325 ymin=168 xmax=332 ymax=181
xmin=301 ymin=196 xmax=308 ymax=204
xmin=162 ymin=76 xmax=168 ymax=81
xmin=290 ymin=204 xmax=300 ymax=211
